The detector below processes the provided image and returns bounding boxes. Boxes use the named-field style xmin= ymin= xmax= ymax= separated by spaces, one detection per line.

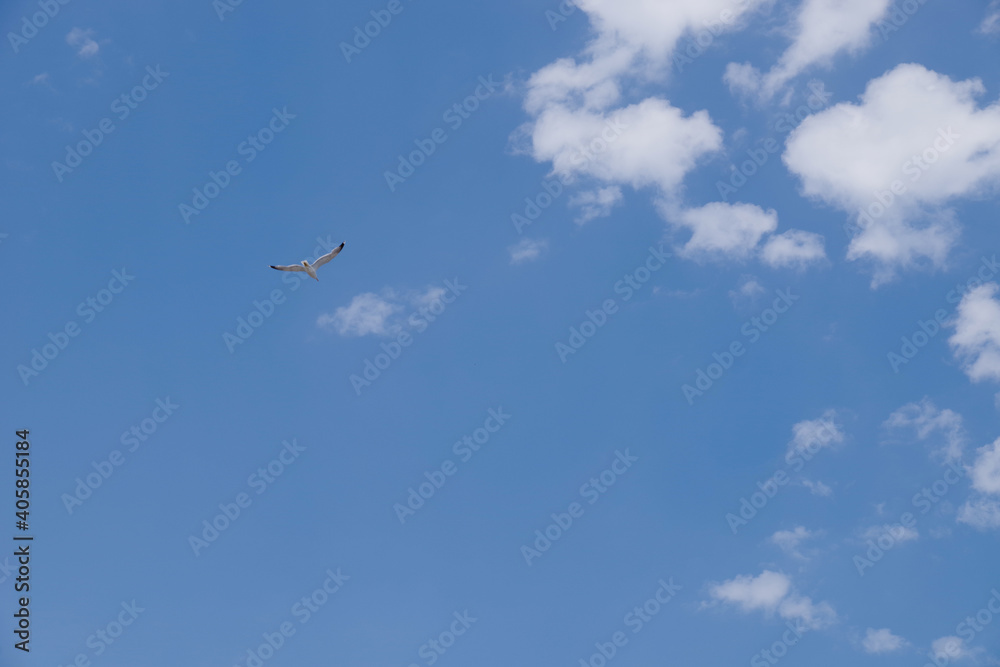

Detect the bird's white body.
xmin=300 ymin=261 xmax=319 ymax=281
xmin=270 ymin=242 xmax=345 ymax=281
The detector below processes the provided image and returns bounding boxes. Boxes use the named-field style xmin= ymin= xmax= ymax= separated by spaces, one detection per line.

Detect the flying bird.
xmin=270 ymin=242 xmax=345 ymax=281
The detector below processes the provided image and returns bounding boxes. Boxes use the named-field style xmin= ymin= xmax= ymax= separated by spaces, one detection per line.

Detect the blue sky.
xmin=3 ymin=0 xmax=1000 ymax=665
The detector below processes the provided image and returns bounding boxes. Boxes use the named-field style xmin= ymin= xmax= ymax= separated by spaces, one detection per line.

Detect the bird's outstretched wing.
xmin=270 ymin=264 xmax=305 ymax=272
xmin=313 ymin=242 xmax=345 ymax=268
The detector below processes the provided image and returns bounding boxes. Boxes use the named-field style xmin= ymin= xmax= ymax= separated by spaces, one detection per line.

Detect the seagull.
xmin=270 ymin=242 xmax=345 ymax=281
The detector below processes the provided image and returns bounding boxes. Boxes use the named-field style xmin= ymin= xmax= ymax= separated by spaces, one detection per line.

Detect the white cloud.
xmin=784 ymin=64 xmax=1000 ymax=286
xmin=66 ymin=28 xmax=100 ymax=58
xmin=508 ymin=238 xmax=549 ymax=264
xmin=761 ymin=229 xmax=827 ymax=269
xmin=518 ymin=0 xmax=788 ymax=262
xmin=569 ymin=186 xmax=623 ymax=223
xmin=669 ymin=202 xmax=777 ymax=261
xmin=729 ymin=275 xmax=766 ymax=305
xmin=980 ymin=1 xmax=1000 ymax=34
xmin=518 ymin=0 xmax=837 ymax=272
xmin=726 ymin=0 xmax=892 ymax=101
xmin=802 ymin=478 xmax=833 ymax=496
xmin=968 ymin=438 xmax=1000 ymax=495
xmin=863 ymin=627 xmax=907 ymax=654
xmin=958 ymin=497 xmax=1000 ymax=530
xmin=957 ymin=438 xmax=1000 ymax=531
xmin=525 ymin=100 xmax=722 ymax=193
xmin=787 ymin=410 xmax=844 ymax=459
xmin=770 ymin=526 xmax=814 ymax=559
xmin=707 ymin=570 xmax=835 ymax=629
xmin=883 ymin=398 xmax=966 ymax=461
xmin=949 ymin=283 xmax=1000 ymax=383
xmin=931 ymin=636 xmax=976 ymax=662
xmin=317 ymin=292 xmax=401 ymax=337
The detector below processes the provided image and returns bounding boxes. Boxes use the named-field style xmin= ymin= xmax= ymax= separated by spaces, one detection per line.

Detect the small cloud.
xmin=729 ymin=275 xmax=765 ymax=306
xmin=760 ymin=229 xmax=827 ymax=269
xmin=862 ymin=628 xmax=907 ymax=654
xmin=883 ymin=398 xmax=966 ymax=462
xmin=949 ymin=283 xmax=1000 ymax=384
xmin=706 ymin=570 xmax=836 ymax=630
xmin=787 ymin=410 xmax=844 ymax=460
xmin=770 ymin=526 xmax=815 ymax=559
xmin=508 ymin=238 xmax=548 ymax=264
xmin=569 ymin=186 xmax=622 ymax=224
xmin=29 ymin=72 xmax=50 ymax=85
xmin=317 ymin=291 xmax=401 ymax=337
xmin=66 ymin=28 xmax=100 ymax=58
xmin=931 ymin=636 xmax=977 ymax=662
xmin=979 ymin=1 xmax=1000 ymax=34
xmin=968 ymin=438 xmax=1000 ymax=495
xmin=668 ymin=202 xmax=777 ymax=262
xmin=802 ymin=478 xmax=833 ymax=496
xmin=957 ymin=498 xmax=1000 ymax=530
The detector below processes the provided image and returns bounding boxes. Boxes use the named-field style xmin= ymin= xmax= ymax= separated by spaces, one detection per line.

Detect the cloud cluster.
xmin=707 ymin=570 xmax=836 ymax=629
xmin=519 ymin=0 xmax=826 ymax=269
xmin=883 ymin=398 xmax=966 ymax=461
xmin=664 ymin=201 xmax=827 ymax=267
xmin=949 ymin=283 xmax=1000 ymax=383
xmin=726 ymin=0 xmax=892 ymax=101
xmin=318 ymin=286 xmax=449 ymax=338
xmin=784 ymin=64 xmax=1000 ymax=286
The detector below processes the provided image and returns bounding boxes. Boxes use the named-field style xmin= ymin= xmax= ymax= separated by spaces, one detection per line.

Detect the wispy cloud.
xmin=862 ymin=628 xmax=907 ymax=654
xmin=508 ymin=238 xmax=548 ymax=265
xmin=66 ymin=28 xmax=100 ymax=58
